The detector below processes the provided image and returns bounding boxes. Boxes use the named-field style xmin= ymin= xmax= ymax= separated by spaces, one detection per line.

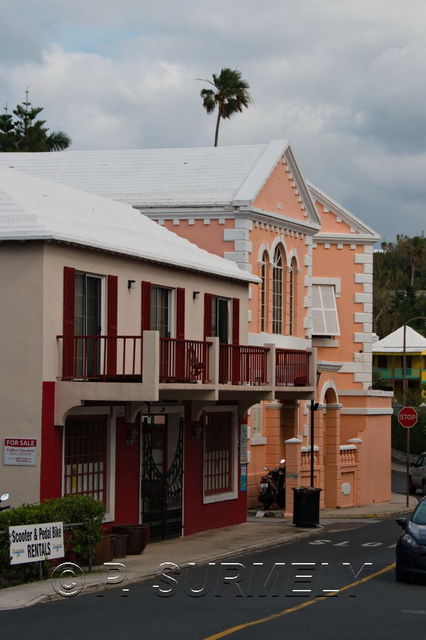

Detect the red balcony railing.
xmin=159 ymin=338 xmax=211 ymax=383
xmin=219 ymin=344 xmax=269 ymax=385
xmin=57 ymin=336 xmax=310 ymax=389
xmin=276 ymin=349 xmax=310 ymax=386
xmin=58 ymin=335 xmax=143 ymax=381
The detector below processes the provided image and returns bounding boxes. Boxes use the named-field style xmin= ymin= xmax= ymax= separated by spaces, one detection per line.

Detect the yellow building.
xmin=372 ymin=326 xmax=426 ymax=399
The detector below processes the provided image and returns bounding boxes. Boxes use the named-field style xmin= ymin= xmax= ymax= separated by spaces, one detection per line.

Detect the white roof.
xmin=0 ymin=167 xmax=258 ymax=283
xmin=372 ymin=326 xmax=426 ymax=353
xmin=0 ymin=142 xmax=286 ymax=207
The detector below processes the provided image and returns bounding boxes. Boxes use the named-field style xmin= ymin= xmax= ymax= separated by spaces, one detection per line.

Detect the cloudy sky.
xmin=1 ymin=0 xmax=425 ymax=241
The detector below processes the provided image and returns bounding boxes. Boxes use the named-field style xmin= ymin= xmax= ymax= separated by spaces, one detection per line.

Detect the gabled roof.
xmin=0 ymin=167 xmax=259 ymax=283
xmin=372 ymin=326 xmax=426 ymax=353
xmin=0 ymin=141 xmax=320 ymax=227
xmin=308 ymin=182 xmax=380 ymax=241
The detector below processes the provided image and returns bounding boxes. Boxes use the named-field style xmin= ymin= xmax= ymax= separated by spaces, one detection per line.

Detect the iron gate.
xmin=141 ymin=417 xmax=183 ymax=540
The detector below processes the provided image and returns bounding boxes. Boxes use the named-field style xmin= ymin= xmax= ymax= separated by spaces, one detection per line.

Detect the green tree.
xmin=200 ymin=68 xmax=252 ymax=147
xmin=0 ymin=93 xmax=71 ymax=152
xmin=373 ymin=234 xmax=426 ymax=337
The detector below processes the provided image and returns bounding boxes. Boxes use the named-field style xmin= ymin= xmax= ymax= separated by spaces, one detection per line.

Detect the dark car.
xmin=396 ymin=497 xmax=426 ymax=581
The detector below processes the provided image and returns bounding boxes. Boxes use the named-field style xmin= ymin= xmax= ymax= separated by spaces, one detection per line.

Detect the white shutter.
xmin=311 ymin=285 xmax=340 ymax=336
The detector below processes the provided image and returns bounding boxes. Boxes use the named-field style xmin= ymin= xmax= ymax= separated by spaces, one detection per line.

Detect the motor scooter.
xmin=0 ymin=493 xmax=10 ymax=511
xmin=258 ymin=460 xmax=286 ymax=510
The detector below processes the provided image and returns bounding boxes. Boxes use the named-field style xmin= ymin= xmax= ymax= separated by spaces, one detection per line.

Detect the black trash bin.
xmin=292 ymin=487 xmax=321 ymax=527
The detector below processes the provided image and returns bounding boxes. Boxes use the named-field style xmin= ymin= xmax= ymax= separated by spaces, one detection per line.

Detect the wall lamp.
xmin=128 ymin=280 xmax=136 ymax=290
xmin=193 ymin=291 xmax=200 ymax=300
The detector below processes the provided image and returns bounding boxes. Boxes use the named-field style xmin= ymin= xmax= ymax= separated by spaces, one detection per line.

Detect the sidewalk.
xmin=0 ymin=491 xmax=416 ymax=611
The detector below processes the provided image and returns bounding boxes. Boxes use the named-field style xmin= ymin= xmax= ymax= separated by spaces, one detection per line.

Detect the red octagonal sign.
xmin=398 ymin=406 xmax=418 ymax=428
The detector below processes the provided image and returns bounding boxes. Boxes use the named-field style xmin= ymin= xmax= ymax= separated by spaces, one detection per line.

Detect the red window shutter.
xmin=63 ymin=267 xmax=75 ymax=379
xmin=232 ymin=298 xmax=240 ymax=345
xmin=204 ymin=293 xmax=213 ymax=339
xmin=107 ymin=275 xmax=118 ymax=375
xmin=176 ymin=288 xmax=185 ymax=340
xmin=141 ymin=281 xmax=151 ymax=332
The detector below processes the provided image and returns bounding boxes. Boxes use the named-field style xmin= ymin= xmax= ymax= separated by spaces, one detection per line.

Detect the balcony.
xmin=159 ymin=338 xmax=210 ymax=383
xmin=219 ymin=344 xmax=269 ymax=385
xmin=55 ymin=334 xmax=313 ymax=410
xmin=276 ymin=349 xmax=310 ymax=387
xmin=376 ymin=367 xmax=422 ymax=380
xmin=57 ymin=335 xmax=212 ymax=384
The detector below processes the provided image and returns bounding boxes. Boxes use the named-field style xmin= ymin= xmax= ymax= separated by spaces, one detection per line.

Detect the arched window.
xmin=289 ymin=258 xmax=297 ymax=335
xmin=260 ymin=251 xmax=269 ymax=332
xmin=272 ymin=245 xmax=284 ymax=333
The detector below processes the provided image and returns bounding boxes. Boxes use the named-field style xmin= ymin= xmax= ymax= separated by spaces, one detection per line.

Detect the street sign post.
xmin=399 ymin=406 xmax=419 ymax=509
xmin=398 ymin=406 xmax=418 ymax=429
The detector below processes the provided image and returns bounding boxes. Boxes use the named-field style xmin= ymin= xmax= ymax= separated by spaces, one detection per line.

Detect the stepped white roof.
xmin=0 ymin=142 xmax=285 ymax=207
xmin=0 ymin=167 xmax=258 ymax=283
xmin=373 ymin=326 xmax=426 ymax=353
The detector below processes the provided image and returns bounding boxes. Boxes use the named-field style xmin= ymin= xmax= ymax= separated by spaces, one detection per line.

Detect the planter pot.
xmin=92 ymin=534 xmax=113 ymax=566
xmin=111 ymin=525 xmax=150 ymax=555
xmin=112 ymin=533 xmax=128 ymax=559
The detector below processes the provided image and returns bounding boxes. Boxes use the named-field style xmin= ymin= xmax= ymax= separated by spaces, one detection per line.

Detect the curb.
xmin=0 ymin=527 xmax=321 ymax=610
xmin=320 ymin=507 xmax=415 ymax=519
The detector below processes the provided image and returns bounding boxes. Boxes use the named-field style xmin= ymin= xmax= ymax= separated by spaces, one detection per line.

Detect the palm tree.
xmin=200 ymin=68 xmax=252 ymax=147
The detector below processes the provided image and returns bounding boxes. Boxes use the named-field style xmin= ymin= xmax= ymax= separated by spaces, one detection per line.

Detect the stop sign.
xmin=398 ymin=406 xmax=418 ymax=428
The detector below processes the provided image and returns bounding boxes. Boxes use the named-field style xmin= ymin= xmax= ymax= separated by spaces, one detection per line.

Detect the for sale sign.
xmin=398 ymin=407 xmax=418 ymax=429
xmin=3 ymin=438 xmax=37 ymax=466
xmin=9 ymin=522 xmax=65 ymax=565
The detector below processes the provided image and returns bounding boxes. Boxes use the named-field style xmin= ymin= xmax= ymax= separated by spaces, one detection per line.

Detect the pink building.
xmin=0 ymin=141 xmax=393 ymax=516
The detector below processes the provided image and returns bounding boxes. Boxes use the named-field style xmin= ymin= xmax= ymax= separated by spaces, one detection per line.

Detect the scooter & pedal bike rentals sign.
xmin=9 ymin=522 xmax=65 ymax=565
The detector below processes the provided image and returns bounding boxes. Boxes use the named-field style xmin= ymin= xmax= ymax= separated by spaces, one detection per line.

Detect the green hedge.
xmin=0 ymin=495 xmax=105 ymax=588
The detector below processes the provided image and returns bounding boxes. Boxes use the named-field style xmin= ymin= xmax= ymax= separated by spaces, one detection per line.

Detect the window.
xmin=212 ymin=297 xmax=229 ymax=344
xmin=412 ymin=500 xmax=426 ymax=525
xmin=260 ymin=252 xmax=269 ymax=332
xmin=288 ymin=258 xmax=297 ymax=335
xmin=311 ymin=284 xmax=340 ymax=336
xmin=377 ymin=355 xmax=387 ymax=369
xmin=63 ymin=415 xmax=108 ymax=505
xmin=151 ymin=287 xmax=171 ymax=338
xmin=204 ymin=412 xmax=234 ymax=495
xmin=272 ymin=246 xmax=284 ymax=334
xmin=74 ymin=273 xmax=103 ymax=377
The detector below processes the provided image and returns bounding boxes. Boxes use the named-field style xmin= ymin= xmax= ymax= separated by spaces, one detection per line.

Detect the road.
xmin=0 ymin=516 xmax=424 ymax=640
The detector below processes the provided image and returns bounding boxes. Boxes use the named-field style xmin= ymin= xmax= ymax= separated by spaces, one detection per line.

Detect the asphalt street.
xmin=0 ymin=517 xmax=424 ymax=640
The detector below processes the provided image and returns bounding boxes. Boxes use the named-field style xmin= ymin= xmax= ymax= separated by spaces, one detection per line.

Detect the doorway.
xmin=141 ymin=414 xmax=183 ymax=539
